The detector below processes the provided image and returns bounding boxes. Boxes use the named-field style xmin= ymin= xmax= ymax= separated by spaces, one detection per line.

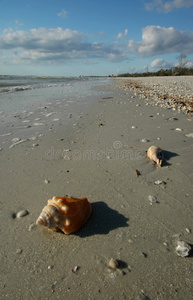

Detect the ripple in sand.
xmin=45 ymin=113 xmax=54 ymax=117
xmin=0 ymin=133 xmax=12 ymax=137
xmin=185 ymin=133 xmax=193 ymax=138
xmin=34 ymin=123 xmax=44 ymax=126
xmin=10 ymin=139 xmax=29 ymax=148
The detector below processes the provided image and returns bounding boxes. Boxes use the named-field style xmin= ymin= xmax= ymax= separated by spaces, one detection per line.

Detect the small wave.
xmin=0 ymin=85 xmax=31 ymax=93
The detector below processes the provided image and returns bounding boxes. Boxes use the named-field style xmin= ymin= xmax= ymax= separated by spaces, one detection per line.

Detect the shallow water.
xmin=0 ymin=76 xmax=112 ymax=148
xmin=0 ymin=76 xmax=110 ymax=115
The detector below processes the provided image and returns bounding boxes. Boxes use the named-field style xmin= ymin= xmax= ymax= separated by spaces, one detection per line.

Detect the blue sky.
xmin=0 ymin=0 xmax=193 ymax=76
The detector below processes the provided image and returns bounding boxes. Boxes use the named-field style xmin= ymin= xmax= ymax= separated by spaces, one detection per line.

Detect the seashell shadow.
xmin=162 ymin=150 xmax=179 ymax=166
xmin=188 ymin=244 xmax=193 ymax=258
xmin=75 ymin=201 xmax=129 ymax=238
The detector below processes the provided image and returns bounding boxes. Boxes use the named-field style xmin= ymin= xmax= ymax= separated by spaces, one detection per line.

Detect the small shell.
xmin=71 ymin=266 xmax=79 ymax=273
xmin=147 ymin=145 xmax=163 ymax=167
xmin=148 ymin=195 xmax=158 ymax=204
xmin=36 ymin=196 xmax=92 ymax=234
xmin=175 ymin=240 xmax=191 ymax=257
xmin=16 ymin=209 xmax=29 ymax=218
xmin=154 ymin=180 xmax=163 ymax=185
xmin=154 ymin=180 xmax=166 ymax=185
xmin=141 ymin=138 xmax=150 ymax=143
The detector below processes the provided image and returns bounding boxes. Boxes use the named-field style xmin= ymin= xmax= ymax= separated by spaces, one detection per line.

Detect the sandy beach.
xmin=0 ymin=77 xmax=193 ymax=300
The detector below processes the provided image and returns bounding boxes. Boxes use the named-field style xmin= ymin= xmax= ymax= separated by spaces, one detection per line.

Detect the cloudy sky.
xmin=0 ymin=0 xmax=193 ymax=76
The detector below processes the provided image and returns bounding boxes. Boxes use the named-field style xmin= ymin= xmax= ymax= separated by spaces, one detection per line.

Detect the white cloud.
xmin=146 ymin=0 xmax=193 ymax=13
xmin=151 ymin=58 xmax=173 ymax=69
xmin=127 ymin=25 xmax=193 ymax=56
xmin=0 ymin=27 xmax=125 ymax=65
xmin=151 ymin=58 xmax=164 ymax=68
xmin=117 ymin=29 xmax=128 ymax=39
xmin=185 ymin=60 xmax=193 ymax=67
xmin=1 ymin=25 xmax=192 ymax=68
xmin=57 ymin=9 xmax=68 ymax=18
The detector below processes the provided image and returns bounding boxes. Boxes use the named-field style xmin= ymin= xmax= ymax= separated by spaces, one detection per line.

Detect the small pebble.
xmin=108 ymin=258 xmax=119 ymax=269
xmin=28 ymin=223 xmax=36 ymax=231
xmin=45 ymin=179 xmax=50 ymax=184
xmin=131 ymin=126 xmax=137 ymax=129
xmin=63 ymin=155 xmax=70 ymax=160
xmin=169 ymin=117 xmax=178 ymax=121
xmin=175 ymin=128 xmax=183 ymax=131
xmin=185 ymin=228 xmax=191 ymax=234
xmin=173 ymin=233 xmax=182 ymax=238
xmin=48 ymin=265 xmax=54 ymax=270
xmin=141 ymin=252 xmax=147 ymax=258
xmin=16 ymin=248 xmax=23 ymax=254
xmin=109 ymin=272 xmax=116 ymax=279
xmin=51 ymin=281 xmax=57 ymax=289
xmin=16 ymin=209 xmax=29 ymax=218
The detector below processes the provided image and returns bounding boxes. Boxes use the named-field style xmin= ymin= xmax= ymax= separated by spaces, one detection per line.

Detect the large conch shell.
xmin=36 ymin=196 xmax=92 ymax=234
xmin=147 ymin=145 xmax=163 ymax=167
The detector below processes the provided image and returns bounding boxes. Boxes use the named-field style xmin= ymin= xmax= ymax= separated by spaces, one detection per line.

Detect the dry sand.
xmin=0 ymin=77 xmax=193 ymax=300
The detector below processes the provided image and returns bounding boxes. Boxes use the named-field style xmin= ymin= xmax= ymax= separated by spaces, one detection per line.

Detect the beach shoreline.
xmin=0 ymin=77 xmax=193 ymax=300
xmin=116 ymin=75 xmax=193 ymax=115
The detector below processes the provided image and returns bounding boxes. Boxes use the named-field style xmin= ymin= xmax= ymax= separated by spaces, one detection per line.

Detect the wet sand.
xmin=0 ymin=78 xmax=193 ymax=300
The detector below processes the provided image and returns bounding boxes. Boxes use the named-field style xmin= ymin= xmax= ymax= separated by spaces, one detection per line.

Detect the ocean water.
xmin=0 ymin=75 xmax=110 ymax=115
xmin=0 ymin=76 xmax=112 ymax=144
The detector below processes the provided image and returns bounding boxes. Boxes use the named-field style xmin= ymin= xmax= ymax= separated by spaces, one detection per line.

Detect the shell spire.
xmin=36 ymin=196 xmax=92 ymax=234
xmin=147 ymin=145 xmax=163 ymax=167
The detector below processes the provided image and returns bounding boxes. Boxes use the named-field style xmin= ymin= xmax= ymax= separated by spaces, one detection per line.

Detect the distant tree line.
xmin=117 ymin=67 xmax=193 ymax=78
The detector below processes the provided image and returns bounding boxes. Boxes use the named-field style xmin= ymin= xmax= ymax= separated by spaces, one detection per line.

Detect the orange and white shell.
xmin=147 ymin=145 xmax=163 ymax=167
xmin=36 ymin=196 xmax=92 ymax=234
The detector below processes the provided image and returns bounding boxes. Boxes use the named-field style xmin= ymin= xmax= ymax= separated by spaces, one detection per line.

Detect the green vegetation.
xmin=117 ymin=67 xmax=193 ymax=78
